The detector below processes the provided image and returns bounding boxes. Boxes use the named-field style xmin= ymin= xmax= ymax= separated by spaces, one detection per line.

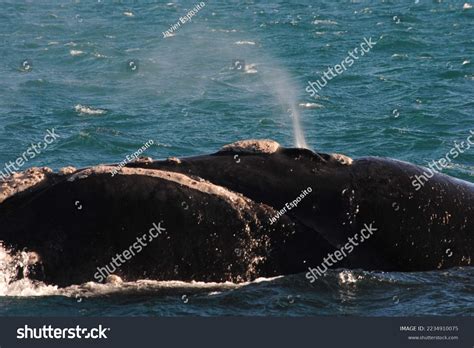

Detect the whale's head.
xmin=218 ymin=138 xmax=353 ymax=166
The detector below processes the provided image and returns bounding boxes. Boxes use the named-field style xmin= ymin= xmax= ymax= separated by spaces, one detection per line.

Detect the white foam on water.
xmin=299 ymin=102 xmax=323 ymax=109
xmin=70 ymin=50 xmax=84 ymax=56
xmin=243 ymin=63 xmax=258 ymax=74
xmin=444 ymin=162 xmax=474 ymax=176
xmin=234 ymin=41 xmax=256 ymax=45
xmin=74 ymin=104 xmax=107 ymax=115
xmin=0 ymin=244 xmax=59 ymax=297
xmin=337 ymin=270 xmax=362 ymax=284
xmin=312 ymin=19 xmax=338 ymax=25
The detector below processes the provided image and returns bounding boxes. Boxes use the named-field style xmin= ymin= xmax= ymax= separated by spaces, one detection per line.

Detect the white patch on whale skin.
xmin=58 ymin=166 xmax=77 ymax=175
xmin=330 ymin=153 xmax=353 ymax=166
xmin=219 ymin=139 xmax=280 ymax=154
xmin=0 ymin=167 xmax=52 ymax=204
xmin=166 ymin=157 xmax=182 ymax=164
xmin=66 ymin=165 xmax=255 ymax=209
xmin=106 ymin=275 xmax=123 ymax=284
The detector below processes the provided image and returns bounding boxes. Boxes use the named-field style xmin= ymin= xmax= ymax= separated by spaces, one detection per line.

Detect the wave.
xmin=74 ymin=104 xmax=107 ymax=116
xmin=299 ymin=102 xmax=324 ymax=109
xmin=312 ymin=19 xmax=338 ymax=25
xmin=234 ymin=41 xmax=256 ymax=45
xmin=0 ymin=244 xmax=59 ymax=297
xmin=444 ymin=162 xmax=474 ymax=176
xmin=70 ymin=50 xmax=84 ymax=56
xmin=2 ymin=239 xmax=472 ymax=316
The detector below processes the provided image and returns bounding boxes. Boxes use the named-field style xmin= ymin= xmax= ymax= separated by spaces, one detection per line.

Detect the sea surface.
xmin=0 ymin=0 xmax=473 ymax=316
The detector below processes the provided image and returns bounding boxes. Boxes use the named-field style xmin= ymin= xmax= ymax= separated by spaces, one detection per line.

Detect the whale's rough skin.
xmin=0 ymin=139 xmax=473 ymax=286
xmin=0 ymin=163 xmax=332 ymax=287
xmin=219 ymin=139 xmax=280 ymax=154
xmin=127 ymin=140 xmax=474 ymax=272
xmin=0 ymin=167 xmax=52 ymax=204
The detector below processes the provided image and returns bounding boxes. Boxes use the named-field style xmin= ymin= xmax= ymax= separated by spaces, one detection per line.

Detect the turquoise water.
xmin=0 ymin=0 xmax=473 ymax=316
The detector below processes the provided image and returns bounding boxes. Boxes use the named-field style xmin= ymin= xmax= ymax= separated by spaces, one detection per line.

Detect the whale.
xmin=0 ymin=139 xmax=472 ymax=287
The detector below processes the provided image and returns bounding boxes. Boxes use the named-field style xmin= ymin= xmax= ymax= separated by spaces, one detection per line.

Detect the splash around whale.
xmin=0 ymin=139 xmax=472 ymax=287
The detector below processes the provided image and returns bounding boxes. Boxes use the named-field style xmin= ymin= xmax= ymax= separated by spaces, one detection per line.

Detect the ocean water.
xmin=0 ymin=0 xmax=473 ymax=316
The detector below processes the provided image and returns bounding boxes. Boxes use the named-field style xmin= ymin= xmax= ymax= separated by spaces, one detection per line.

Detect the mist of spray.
xmin=291 ymin=106 xmax=308 ymax=149
xmin=263 ymin=68 xmax=308 ymax=148
xmin=137 ymin=26 xmax=309 ymax=149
